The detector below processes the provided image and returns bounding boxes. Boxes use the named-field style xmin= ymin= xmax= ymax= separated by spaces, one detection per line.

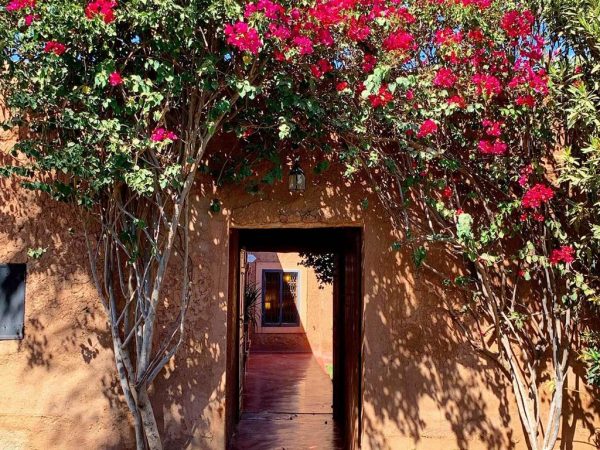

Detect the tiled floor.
xmin=229 ymin=352 xmax=343 ymax=450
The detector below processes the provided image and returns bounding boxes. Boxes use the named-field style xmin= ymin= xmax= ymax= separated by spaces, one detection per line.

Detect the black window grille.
xmin=0 ymin=264 xmax=26 ymax=340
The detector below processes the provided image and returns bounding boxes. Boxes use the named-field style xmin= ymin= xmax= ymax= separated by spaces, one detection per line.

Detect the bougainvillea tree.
xmin=1 ymin=0 xmax=598 ymax=449
xmin=221 ymin=1 xmax=598 ymax=449
xmin=0 ymin=1 xmax=278 ymax=448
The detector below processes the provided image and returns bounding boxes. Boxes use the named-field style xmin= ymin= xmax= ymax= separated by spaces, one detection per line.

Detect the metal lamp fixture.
xmin=288 ymin=160 xmax=306 ymax=192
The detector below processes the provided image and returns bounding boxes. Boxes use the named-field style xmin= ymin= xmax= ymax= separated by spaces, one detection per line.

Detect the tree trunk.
xmin=133 ymin=413 xmax=145 ymax=450
xmin=137 ymin=386 xmax=162 ymax=450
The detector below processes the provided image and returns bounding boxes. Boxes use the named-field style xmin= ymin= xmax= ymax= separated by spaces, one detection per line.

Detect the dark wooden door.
xmin=226 ymin=230 xmax=241 ymax=448
xmin=343 ymin=230 xmax=363 ymax=449
xmin=333 ymin=229 xmax=363 ymax=449
xmin=238 ymin=249 xmax=247 ymax=413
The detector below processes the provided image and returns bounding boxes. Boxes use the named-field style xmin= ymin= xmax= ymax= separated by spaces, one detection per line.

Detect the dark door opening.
xmin=226 ymin=227 xmax=363 ymax=450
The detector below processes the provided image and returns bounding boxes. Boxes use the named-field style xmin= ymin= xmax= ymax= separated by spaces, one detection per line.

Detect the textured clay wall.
xmin=212 ymin=158 xmax=600 ymax=449
xmin=1 ymin=121 xmax=599 ymax=450
xmin=0 ymin=188 xmax=136 ymax=450
xmin=0 ymin=132 xmax=134 ymax=447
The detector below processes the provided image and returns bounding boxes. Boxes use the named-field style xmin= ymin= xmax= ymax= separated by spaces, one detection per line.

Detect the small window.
xmin=0 ymin=264 xmax=26 ymax=340
xmin=262 ymin=270 xmax=299 ymax=326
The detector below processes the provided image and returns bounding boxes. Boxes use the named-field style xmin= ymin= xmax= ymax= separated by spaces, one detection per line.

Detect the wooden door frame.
xmin=225 ymin=227 xmax=364 ymax=449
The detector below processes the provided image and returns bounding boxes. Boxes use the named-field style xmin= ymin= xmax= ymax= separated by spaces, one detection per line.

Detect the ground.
xmin=229 ymin=352 xmax=342 ymax=449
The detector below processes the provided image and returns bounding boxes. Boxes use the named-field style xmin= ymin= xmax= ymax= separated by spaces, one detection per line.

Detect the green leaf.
xmin=413 ymin=246 xmax=427 ymax=269
xmin=27 ymin=247 xmax=47 ymax=260
xmin=457 ymin=213 xmax=474 ymax=241
xmin=210 ymin=198 xmax=221 ymax=213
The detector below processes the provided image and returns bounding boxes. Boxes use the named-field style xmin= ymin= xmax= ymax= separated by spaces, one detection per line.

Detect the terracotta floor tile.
xmin=229 ymin=353 xmax=342 ymax=450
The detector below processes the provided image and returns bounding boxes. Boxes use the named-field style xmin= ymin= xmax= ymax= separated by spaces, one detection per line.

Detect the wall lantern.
xmin=288 ymin=160 xmax=306 ymax=192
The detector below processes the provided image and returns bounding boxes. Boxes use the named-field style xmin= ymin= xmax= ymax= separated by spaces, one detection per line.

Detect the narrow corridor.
xmin=229 ymin=353 xmax=343 ymax=450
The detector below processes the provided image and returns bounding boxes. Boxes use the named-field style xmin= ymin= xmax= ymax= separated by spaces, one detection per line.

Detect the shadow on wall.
xmin=217 ymin=150 xmax=600 ymax=450
xmin=0 ymin=110 xmax=230 ymax=450
xmin=0 ymin=113 xmax=134 ymax=448
xmin=361 ymin=216 xmax=600 ymax=450
xmin=362 ymin=243 xmax=514 ymax=449
xmin=149 ymin=198 xmax=227 ymax=450
xmin=216 ymin=155 xmax=517 ymax=449
xmin=560 ymin=363 xmax=600 ymax=450
xmin=2 ymin=116 xmax=599 ymax=450
xmin=1 ymin=105 xmax=229 ymax=449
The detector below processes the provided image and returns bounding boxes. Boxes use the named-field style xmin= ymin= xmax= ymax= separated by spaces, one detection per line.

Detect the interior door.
xmin=238 ymin=248 xmax=247 ymax=413
xmin=333 ymin=229 xmax=363 ymax=449
xmin=342 ymin=230 xmax=363 ymax=449
xmin=225 ymin=229 xmax=241 ymax=446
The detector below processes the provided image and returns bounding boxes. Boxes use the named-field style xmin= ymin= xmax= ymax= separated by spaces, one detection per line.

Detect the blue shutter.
xmin=0 ymin=264 xmax=26 ymax=340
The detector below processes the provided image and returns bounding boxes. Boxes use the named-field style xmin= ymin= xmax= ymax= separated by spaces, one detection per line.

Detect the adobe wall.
xmin=0 ymin=196 xmax=139 ymax=450
xmin=0 ymin=146 xmax=135 ymax=446
xmin=1 ymin=121 xmax=599 ymax=450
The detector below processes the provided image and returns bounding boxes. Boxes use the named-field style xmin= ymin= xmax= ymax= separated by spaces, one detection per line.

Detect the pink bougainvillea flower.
xmin=85 ymin=0 xmax=117 ymax=24
xmin=362 ymin=54 xmax=377 ymax=73
xmin=225 ymin=21 xmax=262 ymax=54
xmin=472 ymin=73 xmax=502 ymax=97
xmin=417 ymin=119 xmax=438 ymax=138
xmin=516 ymin=95 xmax=536 ymax=108
xmin=151 ymin=128 xmax=178 ymax=142
xmin=273 ymin=50 xmax=286 ymax=62
xmin=355 ymin=82 xmax=366 ymax=97
xmin=24 ymin=13 xmax=39 ymax=26
xmin=383 ymin=30 xmax=415 ymax=52
xmin=549 ymin=246 xmax=575 ymax=265
xmin=478 ymin=139 xmax=508 ymax=155
xmin=267 ymin=23 xmax=291 ymax=41
xmin=441 ymin=186 xmax=453 ymax=199
xmin=369 ymin=85 xmax=394 ymax=108
xmin=381 ymin=6 xmax=415 ymax=23
xmin=433 ymin=67 xmax=457 ymax=88
xmin=310 ymin=1 xmax=344 ymax=26
xmin=44 ymin=41 xmax=66 ymax=56
xmin=406 ymin=90 xmax=414 ymax=100
xmin=521 ymin=184 xmax=554 ymax=208
xmin=447 ymin=95 xmax=467 ymax=108
xmin=347 ymin=17 xmax=371 ymax=42
xmin=108 ymin=71 xmax=123 ymax=86
xmin=336 ymin=81 xmax=348 ymax=91
xmin=6 ymin=0 xmax=35 ymax=11
xmin=501 ymin=10 xmax=535 ymax=39
xmin=435 ymin=28 xmax=462 ymax=46
xmin=482 ymin=119 xmax=503 ymax=137
xmin=518 ymin=165 xmax=533 ymax=187
xmin=460 ymin=0 xmax=492 ymax=9
xmin=509 ymin=62 xmax=548 ymax=95
xmin=445 ymin=51 xmax=461 ymax=65
xmin=151 ymin=128 xmax=165 ymax=142
xmin=316 ymin=28 xmax=334 ymax=47
xmin=310 ymin=58 xmax=332 ymax=79
xmin=292 ymin=35 xmax=314 ymax=55
xmin=244 ymin=0 xmax=284 ymax=20
xmin=467 ymin=28 xmax=485 ymax=43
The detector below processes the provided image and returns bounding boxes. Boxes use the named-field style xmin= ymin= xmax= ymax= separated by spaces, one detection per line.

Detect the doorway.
xmin=226 ymin=228 xmax=363 ymax=449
